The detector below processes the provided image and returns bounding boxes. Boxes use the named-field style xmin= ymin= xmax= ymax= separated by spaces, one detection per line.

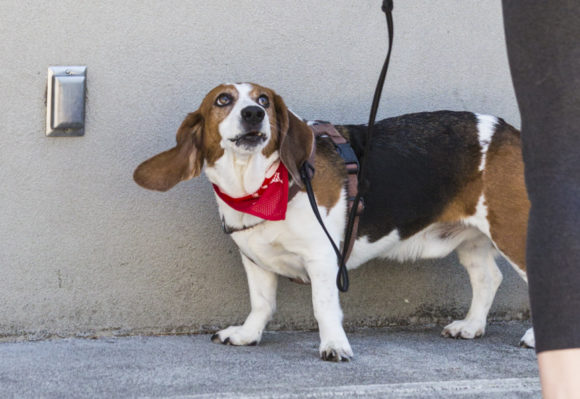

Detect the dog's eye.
xmin=215 ymin=93 xmax=232 ymax=107
xmin=257 ymin=95 xmax=270 ymax=108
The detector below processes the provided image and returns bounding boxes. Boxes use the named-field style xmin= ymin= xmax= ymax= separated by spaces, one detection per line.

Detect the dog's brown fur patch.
xmin=311 ymin=136 xmax=348 ymax=211
xmin=483 ymin=122 xmax=529 ymax=270
xmin=437 ymin=174 xmax=483 ymax=222
xmin=195 ymin=84 xmax=233 ymax=167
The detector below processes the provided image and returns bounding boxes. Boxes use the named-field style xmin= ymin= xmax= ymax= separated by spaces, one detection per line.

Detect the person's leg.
xmin=538 ymin=349 xmax=580 ymax=398
xmin=502 ymin=0 xmax=580 ymax=396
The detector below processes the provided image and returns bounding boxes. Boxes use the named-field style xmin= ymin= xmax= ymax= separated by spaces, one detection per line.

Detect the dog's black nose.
xmin=241 ymin=106 xmax=265 ymax=124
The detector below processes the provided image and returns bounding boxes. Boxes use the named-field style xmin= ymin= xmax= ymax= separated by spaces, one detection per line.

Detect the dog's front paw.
xmin=442 ymin=319 xmax=485 ymax=339
xmin=211 ymin=326 xmax=261 ymax=346
xmin=519 ymin=328 xmax=535 ymax=348
xmin=319 ymin=340 xmax=353 ymax=362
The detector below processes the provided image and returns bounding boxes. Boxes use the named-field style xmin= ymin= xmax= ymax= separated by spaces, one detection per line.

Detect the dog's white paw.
xmin=442 ymin=319 xmax=485 ymax=339
xmin=319 ymin=340 xmax=353 ymax=362
xmin=519 ymin=328 xmax=535 ymax=348
xmin=211 ymin=326 xmax=261 ymax=346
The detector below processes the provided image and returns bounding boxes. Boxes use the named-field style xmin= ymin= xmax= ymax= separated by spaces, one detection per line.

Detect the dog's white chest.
xmin=224 ymin=191 xmax=346 ymax=283
xmin=215 ymin=191 xmax=310 ymax=282
xmin=231 ymin=227 xmax=310 ymax=283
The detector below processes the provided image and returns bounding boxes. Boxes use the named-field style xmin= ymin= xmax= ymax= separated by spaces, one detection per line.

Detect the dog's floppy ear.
xmin=133 ymin=111 xmax=204 ymax=191
xmin=275 ymin=94 xmax=314 ymax=188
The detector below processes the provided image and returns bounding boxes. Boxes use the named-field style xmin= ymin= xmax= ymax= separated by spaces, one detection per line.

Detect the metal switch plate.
xmin=46 ymin=66 xmax=87 ymax=137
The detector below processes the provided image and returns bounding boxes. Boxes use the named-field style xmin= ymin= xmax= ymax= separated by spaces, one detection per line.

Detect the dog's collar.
xmin=221 ymin=217 xmax=263 ymax=234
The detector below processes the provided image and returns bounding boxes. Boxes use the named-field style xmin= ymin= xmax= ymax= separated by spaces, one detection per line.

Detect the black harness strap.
xmin=301 ymin=0 xmax=394 ymax=292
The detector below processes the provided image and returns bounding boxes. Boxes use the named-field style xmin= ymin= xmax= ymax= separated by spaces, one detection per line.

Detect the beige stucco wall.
xmin=0 ymin=1 xmax=528 ymax=340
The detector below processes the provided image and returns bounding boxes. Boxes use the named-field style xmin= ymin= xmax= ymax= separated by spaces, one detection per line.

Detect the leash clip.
xmin=382 ymin=0 xmax=393 ymax=12
xmin=299 ymin=161 xmax=315 ymax=183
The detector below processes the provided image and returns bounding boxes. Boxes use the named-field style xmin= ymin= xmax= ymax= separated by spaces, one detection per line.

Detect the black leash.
xmin=301 ymin=0 xmax=394 ymax=292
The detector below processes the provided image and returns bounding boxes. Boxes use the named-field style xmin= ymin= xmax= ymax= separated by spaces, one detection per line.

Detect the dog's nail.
xmin=211 ymin=334 xmax=220 ymax=343
xmin=222 ymin=337 xmax=230 ymax=345
xmin=321 ymin=350 xmax=341 ymax=362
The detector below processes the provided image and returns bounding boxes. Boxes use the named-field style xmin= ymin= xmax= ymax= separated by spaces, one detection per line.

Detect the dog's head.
xmin=133 ymin=83 xmax=313 ymax=191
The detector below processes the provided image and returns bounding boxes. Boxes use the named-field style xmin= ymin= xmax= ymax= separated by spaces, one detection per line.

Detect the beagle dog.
xmin=134 ymin=83 xmax=534 ymax=361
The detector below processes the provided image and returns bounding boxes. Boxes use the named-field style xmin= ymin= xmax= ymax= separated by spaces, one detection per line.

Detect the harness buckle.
xmin=336 ymin=143 xmax=359 ymax=169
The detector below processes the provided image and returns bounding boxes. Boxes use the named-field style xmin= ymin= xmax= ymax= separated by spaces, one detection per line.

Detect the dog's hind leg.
xmin=480 ymin=119 xmax=534 ymax=347
xmin=502 ymin=257 xmax=535 ymax=348
xmin=211 ymin=254 xmax=278 ymax=346
xmin=442 ymin=235 xmax=503 ymax=339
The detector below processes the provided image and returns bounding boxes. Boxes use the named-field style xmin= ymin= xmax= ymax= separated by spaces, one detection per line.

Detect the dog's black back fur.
xmin=341 ymin=111 xmax=482 ymax=241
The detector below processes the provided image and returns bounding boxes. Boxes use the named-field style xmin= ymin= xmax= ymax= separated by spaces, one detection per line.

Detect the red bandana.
xmin=212 ymin=162 xmax=289 ymax=221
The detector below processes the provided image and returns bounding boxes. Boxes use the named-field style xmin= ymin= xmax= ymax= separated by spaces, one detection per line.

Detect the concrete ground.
xmin=0 ymin=321 xmax=539 ymax=399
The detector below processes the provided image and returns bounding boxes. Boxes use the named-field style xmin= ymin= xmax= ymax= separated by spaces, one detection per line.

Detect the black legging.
xmin=502 ymin=1 xmax=580 ymax=352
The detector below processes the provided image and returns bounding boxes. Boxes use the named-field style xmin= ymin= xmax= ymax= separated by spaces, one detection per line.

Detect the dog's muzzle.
xmin=231 ymin=105 xmax=268 ymax=148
